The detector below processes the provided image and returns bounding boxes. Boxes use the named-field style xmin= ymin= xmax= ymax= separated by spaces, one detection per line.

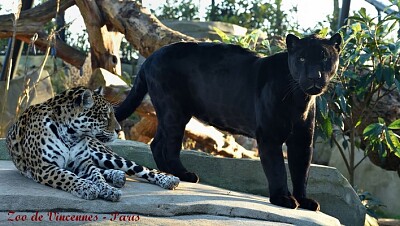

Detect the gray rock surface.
xmin=0 ymin=160 xmax=338 ymax=226
xmin=107 ymin=139 xmax=365 ymax=226
xmin=0 ymin=138 xmax=365 ymax=225
xmin=1 ymin=212 xmax=292 ymax=226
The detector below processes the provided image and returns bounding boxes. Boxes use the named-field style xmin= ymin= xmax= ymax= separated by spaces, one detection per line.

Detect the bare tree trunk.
xmin=75 ymin=0 xmax=123 ymax=75
xmin=331 ymin=0 xmax=340 ymax=32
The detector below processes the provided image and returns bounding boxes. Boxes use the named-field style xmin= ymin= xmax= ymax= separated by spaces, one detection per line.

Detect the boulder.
xmin=0 ymin=160 xmax=339 ymax=226
xmin=316 ymin=137 xmax=400 ymax=217
xmin=0 ymin=70 xmax=54 ymax=136
xmin=87 ymin=68 xmax=128 ymax=91
xmin=0 ymin=138 xmax=364 ymax=225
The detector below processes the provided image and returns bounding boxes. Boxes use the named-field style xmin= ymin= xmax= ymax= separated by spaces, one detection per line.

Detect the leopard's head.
xmin=286 ymin=33 xmax=341 ymax=96
xmin=67 ymin=87 xmax=121 ymax=143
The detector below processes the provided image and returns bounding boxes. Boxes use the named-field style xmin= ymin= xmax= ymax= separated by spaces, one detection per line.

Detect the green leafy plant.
xmin=154 ymin=0 xmax=199 ymax=21
xmin=207 ymin=0 xmax=298 ymax=37
xmin=316 ymin=7 xmax=400 ymax=184
xmin=213 ymin=27 xmax=285 ymax=56
xmin=363 ymin=118 xmax=400 ymax=158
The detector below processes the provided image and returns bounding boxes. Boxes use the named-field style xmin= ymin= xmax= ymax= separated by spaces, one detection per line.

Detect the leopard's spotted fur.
xmin=6 ymin=86 xmax=179 ymax=201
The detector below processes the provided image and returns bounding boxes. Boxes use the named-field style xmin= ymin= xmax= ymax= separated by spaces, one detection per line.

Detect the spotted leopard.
xmin=6 ymin=86 xmax=180 ymax=201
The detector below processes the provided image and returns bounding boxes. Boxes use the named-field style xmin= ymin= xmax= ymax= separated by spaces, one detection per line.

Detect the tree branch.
xmin=75 ymin=0 xmax=123 ymax=74
xmin=0 ymin=0 xmax=75 ymax=37
xmin=17 ymin=32 xmax=86 ymax=69
xmin=332 ymin=135 xmax=352 ymax=176
xmin=97 ymin=0 xmax=197 ymax=58
xmin=0 ymin=0 xmax=86 ymax=68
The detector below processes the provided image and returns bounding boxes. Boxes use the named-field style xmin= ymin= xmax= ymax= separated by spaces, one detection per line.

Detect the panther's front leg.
xmin=87 ymin=138 xmax=180 ymax=190
xmin=286 ymin=107 xmax=320 ymax=211
xmin=257 ymin=135 xmax=299 ymax=209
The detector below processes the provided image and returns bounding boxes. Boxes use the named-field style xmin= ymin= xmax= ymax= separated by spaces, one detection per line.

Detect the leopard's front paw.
xmin=155 ymin=173 xmax=180 ymax=190
xmin=110 ymin=170 xmax=126 ymax=188
xmin=97 ymin=183 xmax=122 ymax=202
xmin=71 ymin=180 xmax=100 ymax=200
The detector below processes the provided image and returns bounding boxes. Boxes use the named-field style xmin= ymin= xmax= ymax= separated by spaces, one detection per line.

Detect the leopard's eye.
xmin=299 ymin=57 xmax=305 ymax=62
xmin=103 ymin=113 xmax=109 ymax=121
xmin=323 ymin=57 xmax=328 ymax=62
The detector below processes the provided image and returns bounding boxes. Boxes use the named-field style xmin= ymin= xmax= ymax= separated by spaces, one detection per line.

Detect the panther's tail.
xmin=115 ymin=68 xmax=148 ymax=121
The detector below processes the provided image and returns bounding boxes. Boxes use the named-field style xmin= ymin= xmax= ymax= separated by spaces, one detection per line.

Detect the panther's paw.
xmin=176 ymin=172 xmax=199 ymax=183
xmin=71 ymin=180 xmax=100 ymax=200
xmin=297 ymin=197 xmax=320 ymax=211
xmin=270 ymin=195 xmax=299 ymax=209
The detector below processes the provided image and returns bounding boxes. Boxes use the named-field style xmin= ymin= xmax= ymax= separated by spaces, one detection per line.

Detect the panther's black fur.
xmin=116 ymin=34 xmax=341 ymax=210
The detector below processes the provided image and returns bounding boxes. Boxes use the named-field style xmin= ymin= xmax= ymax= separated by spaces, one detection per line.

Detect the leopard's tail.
xmin=115 ymin=68 xmax=148 ymax=121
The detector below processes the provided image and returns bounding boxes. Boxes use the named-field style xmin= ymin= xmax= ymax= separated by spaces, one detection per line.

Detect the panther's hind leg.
xmin=154 ymin=111 xmax=198 ymax=183
xmin=87 ymin=137 xmax=180 ymax=190
xmin=150 ymin=127 xmax=169 ymax=172
xmin=151 ymin=98 xmax=199 ymax=183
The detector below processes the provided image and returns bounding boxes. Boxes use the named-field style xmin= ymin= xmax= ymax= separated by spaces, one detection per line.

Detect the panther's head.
xmin=286 ymin=33 xmax=341 ymax=96
xmin=67 ymin=87 xmax=121 ymax=143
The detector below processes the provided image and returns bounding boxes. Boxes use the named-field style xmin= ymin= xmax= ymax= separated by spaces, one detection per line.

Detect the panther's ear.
xmin=329 ymin=33 xmax=342 ymax=52
xmin=286 ymin=34 xmax=300 ymax=52
xmin=93 ymin=86 xmax=104 ymax=96
xmin=75 ymin=89 xmax=94 ymax=109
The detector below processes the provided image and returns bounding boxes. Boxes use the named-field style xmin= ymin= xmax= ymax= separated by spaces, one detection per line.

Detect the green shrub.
xmin=316 ymin=8 xmax=400 ymax=184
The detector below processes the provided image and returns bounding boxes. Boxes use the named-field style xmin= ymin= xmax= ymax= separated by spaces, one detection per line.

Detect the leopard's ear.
xmin=286 ymin=34 xmax=300 ymax=53
xmin=93 ymin=86 xmax=104 ymax=96
xmin=75 ymin=89 xmax=94 ymax=109
xmin=329 ymin=33 xmax=342 ymax=52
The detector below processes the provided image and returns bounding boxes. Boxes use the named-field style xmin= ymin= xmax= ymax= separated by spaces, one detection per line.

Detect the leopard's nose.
xmin=115 ymin=122 xmax=122 ymax=132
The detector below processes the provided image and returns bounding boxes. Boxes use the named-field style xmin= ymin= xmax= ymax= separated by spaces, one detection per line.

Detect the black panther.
xmin=115 ymin=33 xmax=341 ymax=211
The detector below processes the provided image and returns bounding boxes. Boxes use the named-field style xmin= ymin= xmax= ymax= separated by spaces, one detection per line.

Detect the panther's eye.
xmin=299 ymin=57 xmax=305 ymax=62
xmin=323 ymin=57 xmax=328 ymax=62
